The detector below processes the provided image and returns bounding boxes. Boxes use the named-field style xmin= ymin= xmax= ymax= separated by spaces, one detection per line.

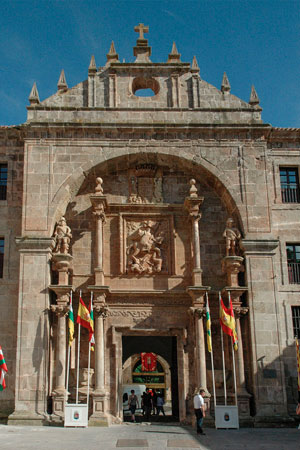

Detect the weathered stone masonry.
xmin=0 ymin=25 xmax=299 ymax=426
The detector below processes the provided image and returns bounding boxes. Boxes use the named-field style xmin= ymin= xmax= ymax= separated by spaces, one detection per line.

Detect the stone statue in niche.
xmin=223 ymin=217 xmax=241 ymax=256
xmin=53 ymin=217 xmax=72 ymax=254
xmin=127 ymin=220 xmax=165 ymax=274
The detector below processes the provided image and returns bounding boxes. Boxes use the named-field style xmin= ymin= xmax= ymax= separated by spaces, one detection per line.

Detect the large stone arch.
xmin=48 ymin=145 xmax=246 ymax=235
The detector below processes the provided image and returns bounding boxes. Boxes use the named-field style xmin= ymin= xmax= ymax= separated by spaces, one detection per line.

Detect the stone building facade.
xmin=0 ymin=25 xmax=300 ymax=426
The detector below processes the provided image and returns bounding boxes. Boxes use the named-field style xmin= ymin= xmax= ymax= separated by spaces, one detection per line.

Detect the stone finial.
xmin=191 ymin=55 xmax=200 ymax=74
xmin=189 ymin=179 xmax=198 ymax=198
xmin=106 ymin=41 xmax=119 ymax=64
xmin=29 ymin=82 xmax=40 ymax=104
xmin=167 ymin=42 xmax=181 ymax=63
xmin=249 ymin=85 xmax=260 ymax=105
xmin=57 ymin=70 xmax=68 ymax=92
xmin=221 ymin=72 xmax=231 ymax=93
xmin=133 ymin=23 xmax=151 ymax=62
xmin=88 ymin=55 xmax=97 ymax=74
xmin=53 ymin=217 xmax=72 ymax=255
xmin=95 ymin=177 xmax=104 ymax=195
xmin=134 ymin=23 xmax=149 ymax=41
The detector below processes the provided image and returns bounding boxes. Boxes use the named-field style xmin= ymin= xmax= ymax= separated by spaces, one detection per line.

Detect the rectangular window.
xmin=280 ymin=167 xmax=300 ymax=203
xmin=292 ymin=306 xmax=300 ymax=339
xmin=0 ymin=164 xmax=8 ymax=200
xmin=287 ymin=243 xmax=300 ymax=284
xmin=0 ymin=238 xmax=4 ymax=278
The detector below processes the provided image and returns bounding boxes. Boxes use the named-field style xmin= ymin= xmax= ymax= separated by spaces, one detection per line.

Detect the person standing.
xmin=128 ymin=389 xmax=139 ymax=423
xmin=143 ymin=388 xmax=153 ymax=421
xmin=193 ymin=388 xmax=206 ymax=435
xmin=156 ymin=394 xmax=166 ymax=416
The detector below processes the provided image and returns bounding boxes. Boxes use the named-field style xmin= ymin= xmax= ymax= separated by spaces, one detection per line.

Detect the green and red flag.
xmin=0 ymin=346 xmax=8 ymax=391
xmin=220 ymin=297 xmax=238 ymax=351
xmin=68 ymin=293 xmax=75 ymax=347
xmin=206 ymin=296 xmax=212 ymax=353
xmin=88 ymin=295 xmax=95 ymax=351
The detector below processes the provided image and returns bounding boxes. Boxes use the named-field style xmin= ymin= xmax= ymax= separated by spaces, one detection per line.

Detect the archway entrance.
xmin=122 ymin=336 xmax=179 ymax=421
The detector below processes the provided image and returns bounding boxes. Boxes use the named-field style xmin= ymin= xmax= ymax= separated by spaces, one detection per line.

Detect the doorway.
xmin=122 ymin=335 xmax=179 ymax=421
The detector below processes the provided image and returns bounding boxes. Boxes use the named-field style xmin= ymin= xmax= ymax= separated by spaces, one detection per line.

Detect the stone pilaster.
xmin=241 ymin=238 xmax=293 ymax=425
xmin=8 ymin=237 xmax=54 ymax=426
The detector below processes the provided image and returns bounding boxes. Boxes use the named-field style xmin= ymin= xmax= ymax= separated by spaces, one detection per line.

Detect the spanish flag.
xmin=77 ymin=295 xmax=93 ymax=333
xmin=220 ymin=297 xmax=238 ymax=351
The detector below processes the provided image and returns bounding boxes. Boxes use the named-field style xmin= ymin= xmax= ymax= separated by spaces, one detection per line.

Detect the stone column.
xmin=89 ymin=291 xmax=110 ymax=426
xmin=194 ymin=307 xmax=207 ymax=390
xmin=234 ymin=306 xmax=249 ymax=393
xmin=90 ymin=178 xmax=108 ymax=286
xmin=50 ymin=299 xmax=69 ymax=420
xmin=184 ymin=179 xmax=204 ymax=286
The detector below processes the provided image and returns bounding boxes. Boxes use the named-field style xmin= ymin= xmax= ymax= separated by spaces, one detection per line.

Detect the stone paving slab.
xmin=116 ymin=439 xmax=148 ymax=447
xmin=167 ymin=438 xmax=200 ymax=448
xmin=0 ymin=424 xmax=299 ymax=450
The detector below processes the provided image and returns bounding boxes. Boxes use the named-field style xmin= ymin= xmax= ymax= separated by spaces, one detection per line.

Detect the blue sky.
xmin=1 ymin=0 xmax=299 ymax=127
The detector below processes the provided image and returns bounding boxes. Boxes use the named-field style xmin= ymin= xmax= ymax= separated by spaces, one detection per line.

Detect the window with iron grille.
xmin=0 ymin=164 xmax=7 ymax=201
xmin=287 ymin=244 xmax=300 ymax=284
xmin=280 ymin=167 xmax=300 ymax=203
xmin=0 ymin=238 xmax=4 ymax=278
xmin=292 ymin=306 xmax=300 ymax=339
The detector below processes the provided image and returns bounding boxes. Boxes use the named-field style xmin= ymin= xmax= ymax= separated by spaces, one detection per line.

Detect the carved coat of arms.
xmin=126 ymin=220 xmax=166 ymax=275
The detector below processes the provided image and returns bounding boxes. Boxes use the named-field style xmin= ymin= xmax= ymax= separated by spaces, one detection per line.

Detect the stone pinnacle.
xmin=29 ymin=82 xmax=40 ymax=104
xmin=221 ymin=72 xmax=231 ymax=93
xmin=57 ymin=69 xmax=68 ymax=92
xmin=249 ymin=85 xmax=260 ymax=105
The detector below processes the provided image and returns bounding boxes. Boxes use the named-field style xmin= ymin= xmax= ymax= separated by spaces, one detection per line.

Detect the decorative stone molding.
xmin=241 ymin=239 xmax=279 ymax=255
xmin=222 ymin=255 xmax=244 ymax=288
xmin=51 ymin=253 xmax=73 ymax=286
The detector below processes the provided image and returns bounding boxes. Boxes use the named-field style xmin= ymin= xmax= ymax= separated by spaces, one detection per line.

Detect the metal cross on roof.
xmin=134 ymin=23 xmax=149 ymax=40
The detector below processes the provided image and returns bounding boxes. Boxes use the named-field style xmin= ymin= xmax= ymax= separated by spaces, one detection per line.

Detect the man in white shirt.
xmin=193 ymin=388 xmax=206 ymax=435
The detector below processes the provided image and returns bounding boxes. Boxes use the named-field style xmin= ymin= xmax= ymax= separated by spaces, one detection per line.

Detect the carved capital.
xmin=94 ymin=304 xmax=109 ymax=318
xmin=234 ymin=306 xmax=249 ymax=318
xmin=92 ymin=204 xmax=106 ymax=223
xmin=190 ymin=306 xmax=206 ymax=318
xmin=51 ymin=304 xmax=69 ymax=316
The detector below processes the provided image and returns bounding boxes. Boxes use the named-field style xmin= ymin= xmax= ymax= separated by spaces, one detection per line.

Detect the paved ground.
xmin=0 ymin=423 xmax=299 ymax=450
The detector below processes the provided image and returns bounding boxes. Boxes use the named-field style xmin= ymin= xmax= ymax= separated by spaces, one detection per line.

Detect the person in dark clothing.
xmin=152 ymin=388 xmax=158 ymax=415
xmin=143 ymin=388 xmax=152 ymax=421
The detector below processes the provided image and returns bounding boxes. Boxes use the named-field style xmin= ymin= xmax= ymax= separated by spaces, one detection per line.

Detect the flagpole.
xmin=229 ymin=291 xmax=238 ymax=407
xmin=65 ymin=291 xmax=72 ymax=405
xmin=219 ymin=291 xmax=227 ymax=406
xmin=206 ymin=292 xmax=217 ymax=410
xmin=76 ymin=290 xmax=82 ymax=404
xmin=86 ymin=291 xmax=93 ymax=409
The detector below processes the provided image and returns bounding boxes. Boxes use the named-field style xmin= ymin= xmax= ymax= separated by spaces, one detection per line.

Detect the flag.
xmin=0 ymin=346 xmax=8 ymax=391
xmin=206 ymin=297 xmax=212 ymax=353
xmin=88 ymin=295 xmax=95 ymax=351
xmin=220 ymin=297 xmax=238 ymax=351
xmin=296 ymin=338 xmax=300 ymax=392
xmin=68 ymin=294 xmax=75 ymax=347
xmin=141 ymin=353 xmax=157 ymax=372
xmin=77 ymin=295 xmax=93 ymax=333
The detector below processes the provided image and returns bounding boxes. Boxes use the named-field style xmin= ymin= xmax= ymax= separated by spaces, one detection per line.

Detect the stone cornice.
xmin=15 ymin=236 xmax=55 ymax=253
xmin=241 ymin=239 xmax=279 ymax=255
